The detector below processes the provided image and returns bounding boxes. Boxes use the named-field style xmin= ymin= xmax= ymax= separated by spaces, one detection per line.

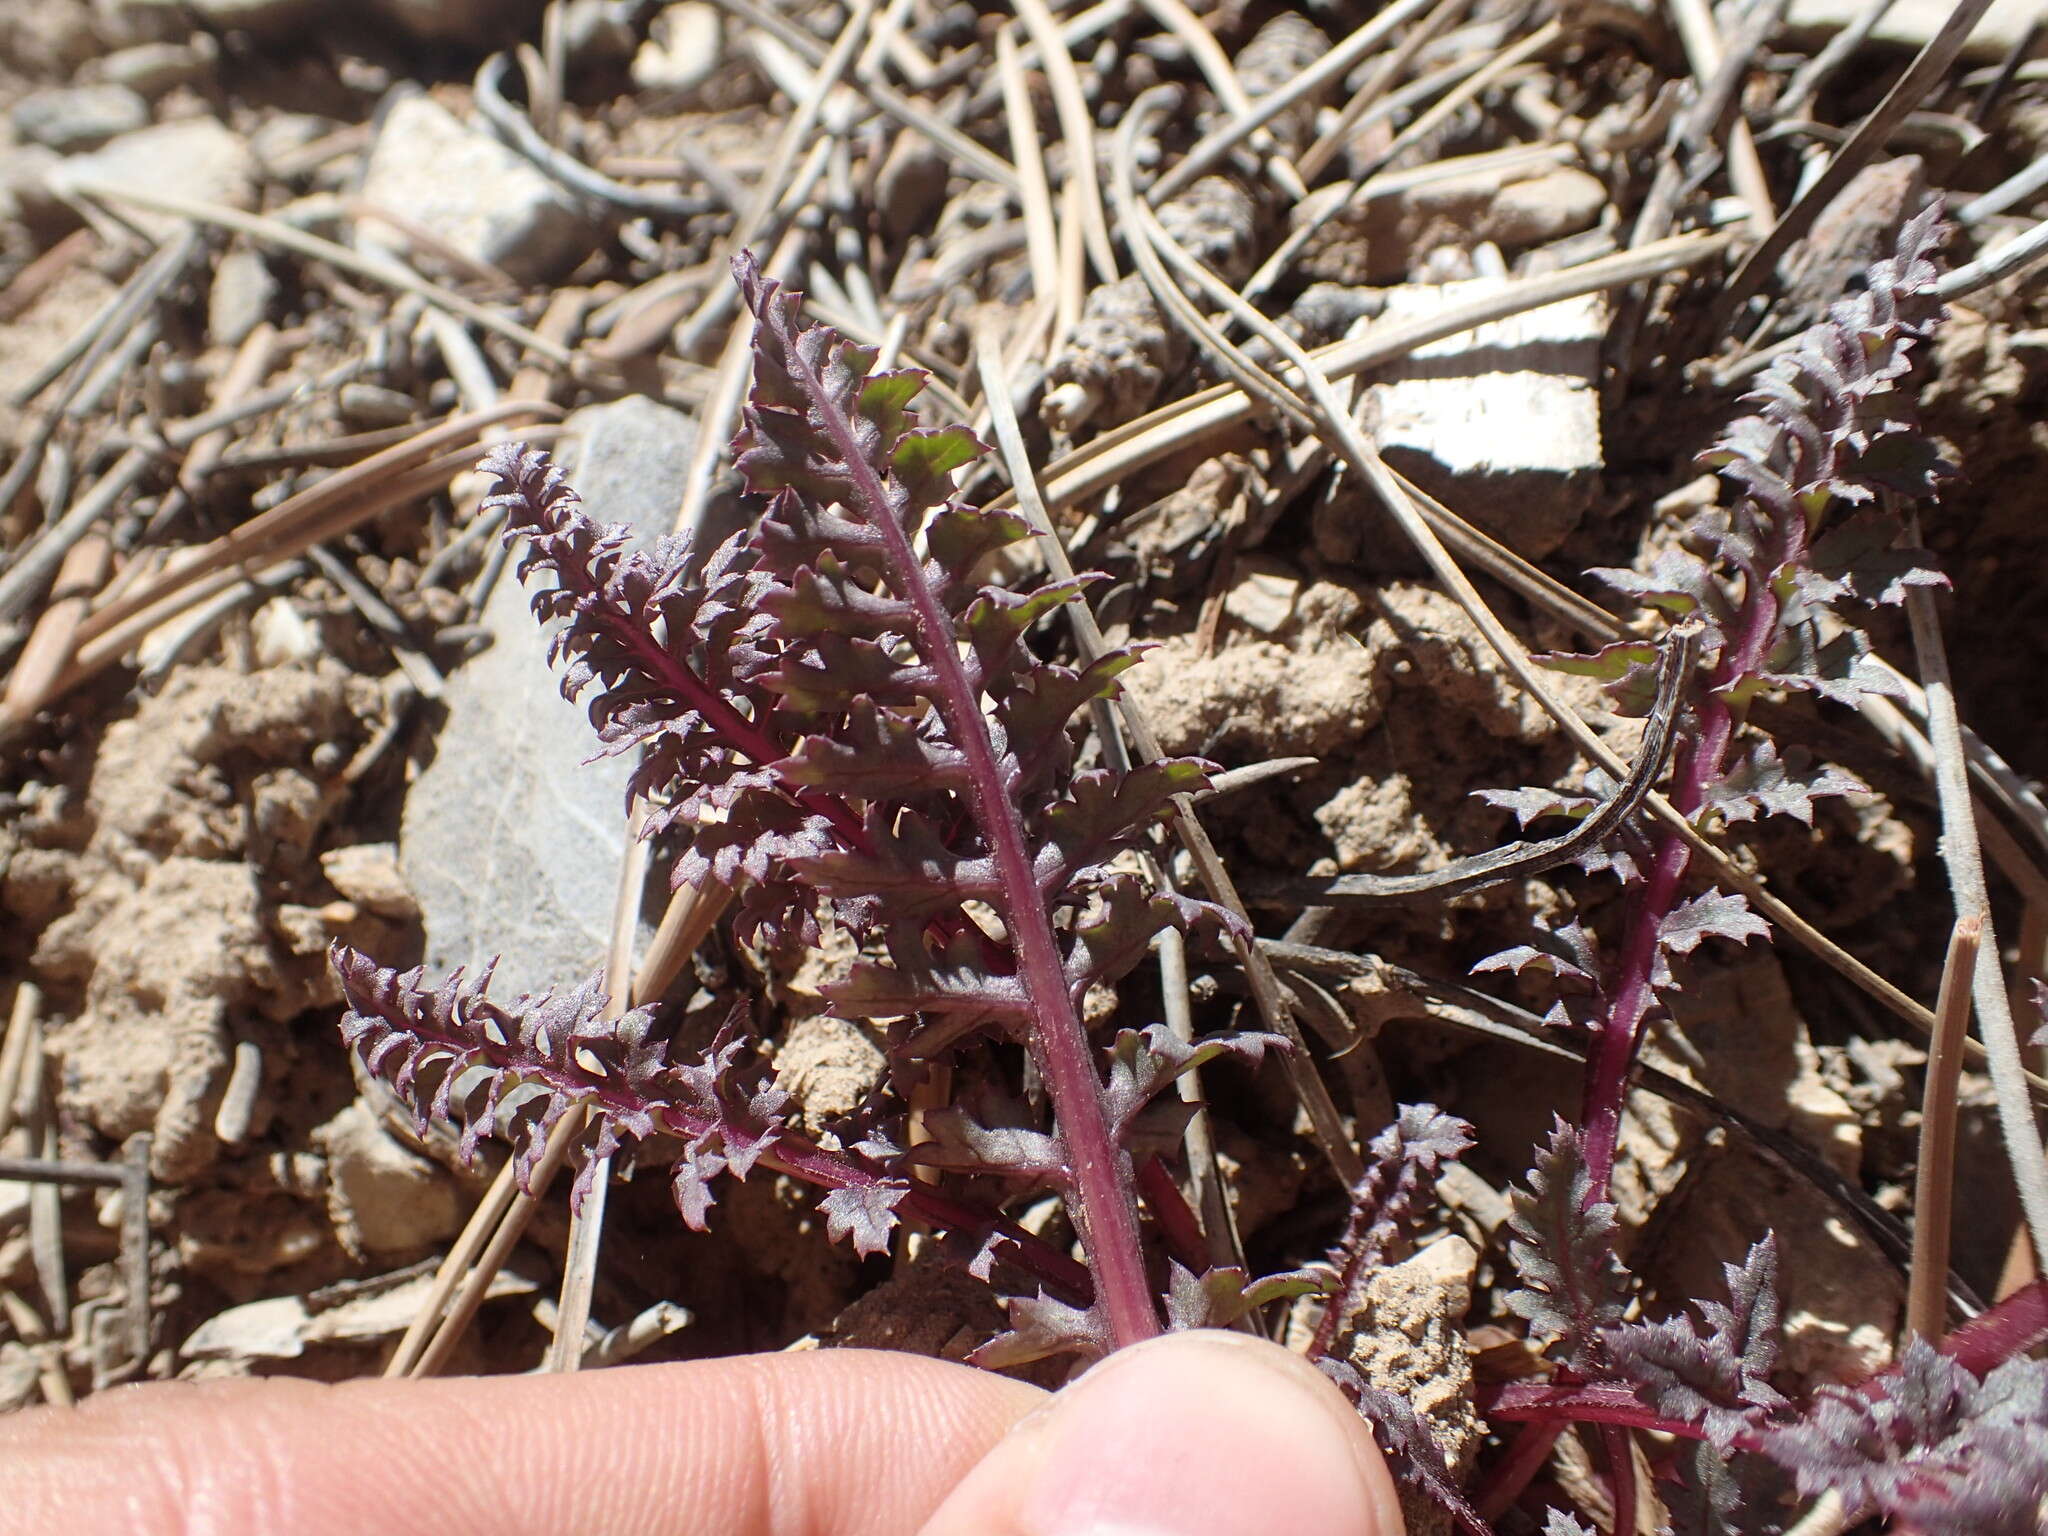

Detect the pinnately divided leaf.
xmin=459 ymin=256 xmax=1259 ymax=1351
xmin=1506 ymin=1119 xmax=1629 ymax=1371
xmin=1600 ymin=1236 xmax=1787 ymax=1451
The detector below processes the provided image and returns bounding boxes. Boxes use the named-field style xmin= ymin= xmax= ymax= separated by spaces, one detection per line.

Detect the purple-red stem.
xmin=762 ymin=296 xmax=1160 ymax=1347
xmin=1580 ymin=531 xmax=1796 ymax=1195
xmin=1476 ymin=1421 xmax=1567 ymax=1520
xmin=1601 ymin=1425 xmax=1638 ymax=1536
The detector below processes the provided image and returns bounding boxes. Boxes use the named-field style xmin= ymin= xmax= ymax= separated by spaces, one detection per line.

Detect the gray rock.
xmin=49 ymin=117 xmax=256 ymax=239
xmin=97 ymin=38 xmax=220 ymax=98
xmin=207 ymin=242 xmax=277 ymax=348
xmin=399 ymin=397 xmax=696 ymax=1001
xmin=556 ymin=393 xmax=698 ymax=530
xmin=1 ymin=0 xmax=103 ymax=77
xmin=12 ymin=86 xmax=149 ymax=153
xmin=876 ymin=129 xmax=949 ymax=244
xmin=355 ymin=92 xmax=591 ymax=285
xmin=92 ymin=0 xmax=193 ymax=48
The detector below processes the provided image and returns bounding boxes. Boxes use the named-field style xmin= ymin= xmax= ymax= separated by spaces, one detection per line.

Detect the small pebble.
xmin=11 ymin=85 xmax=149 ymax=153
xmin=632 ymin=2 xmax=723 ymax=96
xmin=336 ymin=382 xmax=419 ymax=428
xmin=96 ymin=38 xmax=219 ymax=98
xmin=207 ymin=243 xmax=278 ymax=348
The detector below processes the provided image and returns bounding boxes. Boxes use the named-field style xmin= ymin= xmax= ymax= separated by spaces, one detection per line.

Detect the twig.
xmin=581 ymin=1301 xmax=693 ymax=1368
xmin=973 ymin=317 xmax=1363 ymax=1188
xmin=675 ymin=226 xmax=809 ymax=540
xmin=1147 ymin=0 xmax=1443 ymax=205
xmin=0 ymin=227 xmax=199 ymax=529
xmin=1957 ymin=155 xmax=2048 ymax=225
xmin=1667 ymin=0 xmax=1778 ymax=227
xmin=544 ymin=806 xmax=653 ymax=1372
xmin=710 ymin=0 xmax=1019 ymax=190
xmin=62 ymin=179 xmax=576 ymax=367
xmin=305 ymin=546 xmax=446 ymax=700
xmin=1903 ymin=512 xmax=2048 ymax=1275
xmin=411 ymin=1108 xmax=589 ymax=1377
xmin=1721 ymin=0 xmax=1998 ymax=309
xmin=384 ymin=1156 xmax=527 ymax=1377
xmin=1776 ymin=0 xmax=1897 ymax=119
xmin=473 ymin=53 xmax=719 ymax=218
xmin=1295 ymin=0 xmax=1470 ymax=183
xmin=0 ymin=984 xmax=42 ymax=1144
xmin=1257 ymin=633 xmax=1696 ymax=905
xmin=1907 ymin=915 xmax=1982 ymax=1341
xmin=1936 ymin=213 xmax=2048 ymax=299
xmin=0 ymin=227 xmax=96 ymax=324
xmin=1009 ymin=0 xmax=1117 ymax=284
xmin=1 ymin=535 xmax=108 ymax=721
xmin=997 ymin=27 xmax=1063 ymax=315
xmin=1131 ymin=0 xmax=1306 ymax=199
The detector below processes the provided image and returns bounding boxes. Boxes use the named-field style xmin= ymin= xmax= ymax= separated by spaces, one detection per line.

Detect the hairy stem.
xmin=759 ymin=298 xmax=1159 ymax=1345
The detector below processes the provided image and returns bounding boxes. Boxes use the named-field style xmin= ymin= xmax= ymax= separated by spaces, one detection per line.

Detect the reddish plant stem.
xmin=593 ymin=601 xmax=870 ymax=848
xmin=1601 ymin=1425 xmax=1638 ymax=1536
xmin=761 ymin=292 xmax=1160 ymax=1346
xmin=1137 ymin=1155 xmax=1208 ymax=1279
xmin=1580 ymin=530 xmax=1795 ymax=1195
xmin=1476 ymin=1420 xmax=1568 ymax=1520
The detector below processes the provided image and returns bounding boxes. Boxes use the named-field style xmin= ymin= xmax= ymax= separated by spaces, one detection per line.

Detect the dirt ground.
xmin=2 ymin=0 xmax=2047 ymax=1526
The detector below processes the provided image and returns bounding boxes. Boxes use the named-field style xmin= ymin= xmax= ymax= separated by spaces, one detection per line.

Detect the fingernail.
xmin=1012 ymin=1331 xmax=1402 ymax=1536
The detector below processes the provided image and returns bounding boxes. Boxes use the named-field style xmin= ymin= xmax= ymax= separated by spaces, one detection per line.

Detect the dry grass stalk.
xmin=1906 ymin=914 xmax=1982 ymax=1341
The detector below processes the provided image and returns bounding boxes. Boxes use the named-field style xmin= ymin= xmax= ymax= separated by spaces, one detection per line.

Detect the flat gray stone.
xmin=356 ymin=92 xmax=590 ymax=285
xmin=97 ymin=39 xmax=219 ymax=97
xmin=208 ymin=242 xmax=277 ymax=348
xmin=12 ymin=86 xmax=148 ymax=152
xmin=399 ymin=398 xmax=696 ymax=1002
xmin=50 ymin=117 xmax=255 ymax=240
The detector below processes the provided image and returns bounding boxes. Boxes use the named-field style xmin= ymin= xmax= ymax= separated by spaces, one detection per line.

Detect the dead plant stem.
xmin=1903 ymin=515 xmax=2048 ymax=1275
xmin=1907 ymin=915 xmax=1982 ymax=1341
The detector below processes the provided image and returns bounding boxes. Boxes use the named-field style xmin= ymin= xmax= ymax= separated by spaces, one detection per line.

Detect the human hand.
xmin=0 ymin=1328 xmax=1404 ymax=1535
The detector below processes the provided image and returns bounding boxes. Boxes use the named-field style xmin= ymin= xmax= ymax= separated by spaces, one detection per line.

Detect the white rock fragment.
xmin=96 ymin=37 xmax=218 ymax=97
xmin=356 ymin=92 xmax=591 ymax=284
xmin=181 ymin=1268 xmax=537 ymax=1361
xmin=320 ymin=843 xmax=419 ymax=919
xmin=50 ymin=117 xmax=255 ymax=240
xmin=311 ymin=1102 xmax=465 ymax=1257
xmin=1221 ymin=559 xmax=1304 ymax=635
xmin=633 ymin=2 xmax=722 ymax=96
xmin=1367 ymin=283 xmax=1608 ymax=558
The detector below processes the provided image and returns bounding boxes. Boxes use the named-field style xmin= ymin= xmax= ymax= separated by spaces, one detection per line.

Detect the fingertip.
xmin=916 ymin=1330 xmax=1406 ymax=1536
